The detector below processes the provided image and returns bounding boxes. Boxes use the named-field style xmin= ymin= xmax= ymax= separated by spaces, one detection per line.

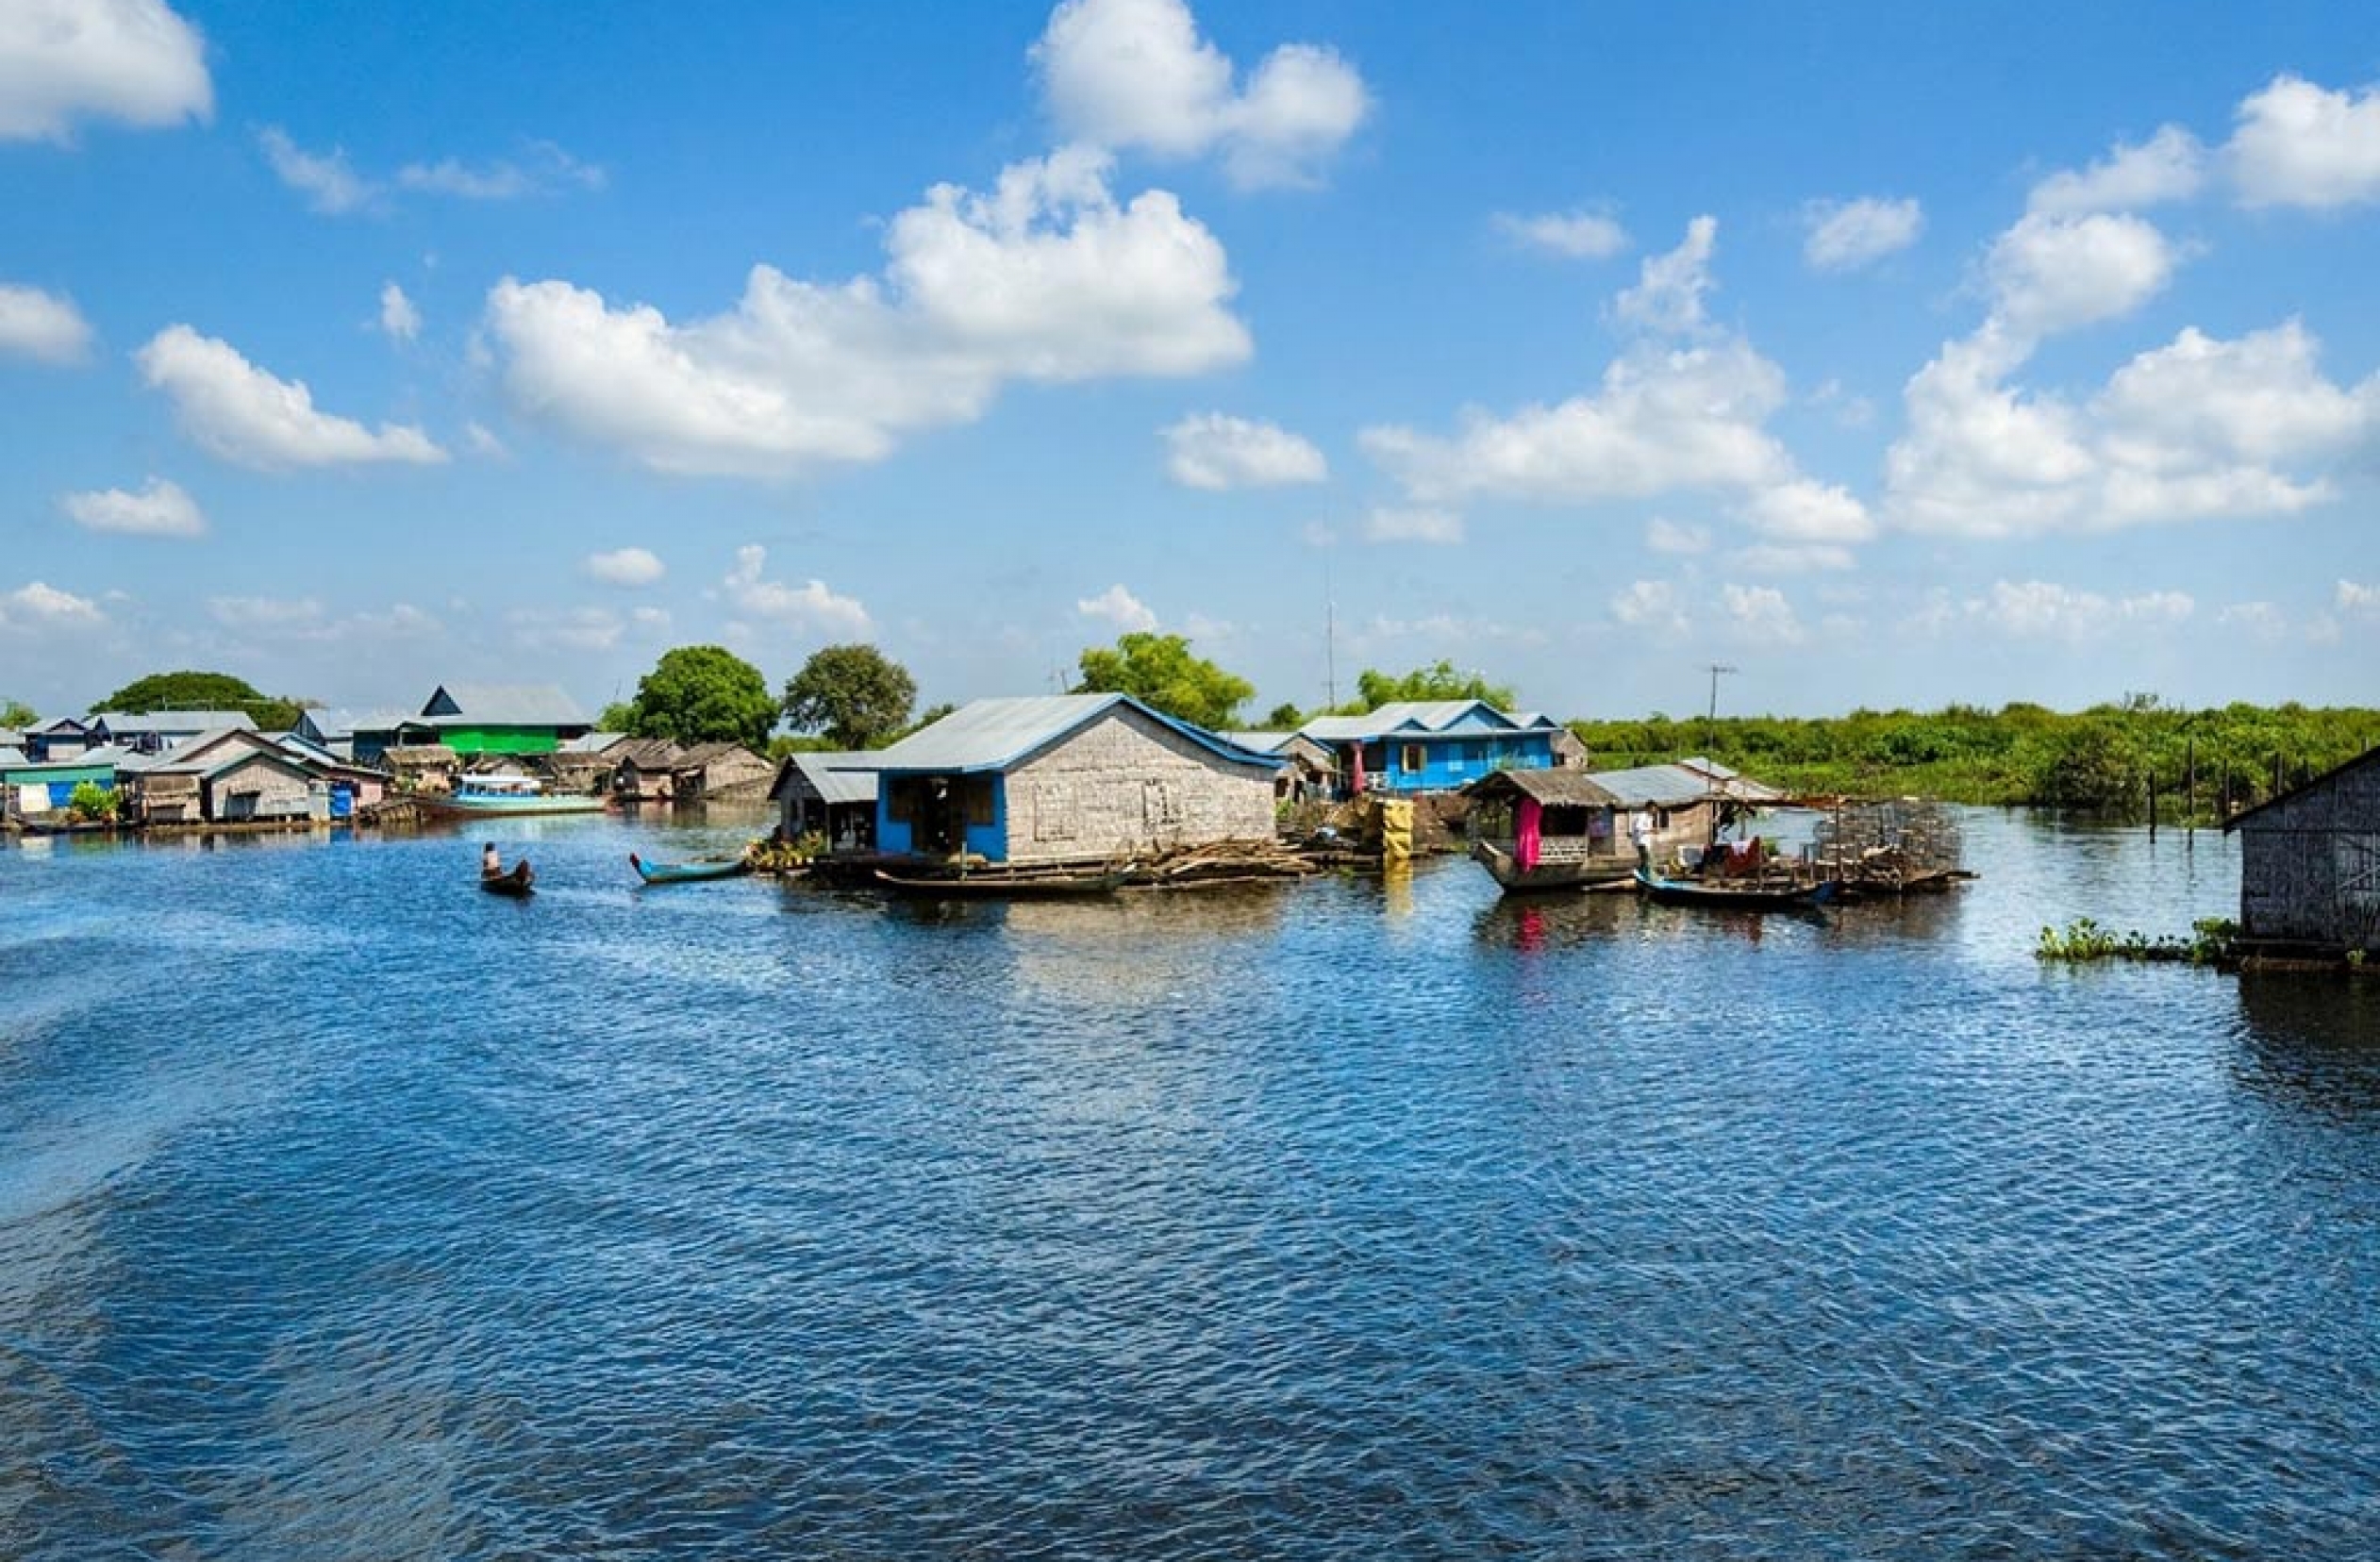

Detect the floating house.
xmin=298 ymin=707 xmax=427 ymax=764
xmin=1295 ymin=701 xmax=1563 ymax=794
xmin=416 ymin=684 xmax=591 ymax=756
xmin=865 ymin=694 xmax=1279 ymax=866
xmin=383 ymin=743 xmax=461 ymax=792
xmin=1462 ymin=768 xmax=1635 ymax=891
xmin=607 ymin=739 xmax=685 ymax=804
xmin=672 ymin=741 xmax=774 ymax=803
xmin=769 ymin=751 xmax=890 ymax=851
xmin=24 ymin=717 xmax=96 ymax=761
xmin=1224 ymin=731 xmax=1339 ymax=800
xmin=2225 ymin=746 xmax=2380 ymax=959
xmin=91 ymin=709 xmax=258 ymax=755
xmin=2 ymin=743 xmax=124 ymax=819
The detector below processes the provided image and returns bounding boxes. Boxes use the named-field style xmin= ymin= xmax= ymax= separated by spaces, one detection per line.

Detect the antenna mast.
xmin=1323 ymin=555 xmax=1339 ymax=711
xmin=1703 ymin=662 xmax=1739 ymax=723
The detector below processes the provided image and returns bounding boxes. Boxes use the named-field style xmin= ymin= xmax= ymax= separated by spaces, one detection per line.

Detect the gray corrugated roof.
xmin=558 ymin=730 xmax=626 ymax=755
xmin=1586 ymin=763 xmax=1721 ymax=807
xmin=0 ymin=745 xmax=27 ymax=767
xmin=800 ymin=751 xmax=887 ymax=806
xmin=422 ymin=683 xmax=589 ymax=726
xmin=92 ymin=709 xmax=258 ymax=735
xmin=870 ymin=694 xmax=1277 ymax=775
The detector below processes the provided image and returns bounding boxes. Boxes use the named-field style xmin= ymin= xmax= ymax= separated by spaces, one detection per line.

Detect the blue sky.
xmin=5 ymin=0 xmax=2379 ymax=724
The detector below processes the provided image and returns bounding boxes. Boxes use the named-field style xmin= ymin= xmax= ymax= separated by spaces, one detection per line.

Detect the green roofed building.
xmin=418 ymin=684 xmax=591 ymax=756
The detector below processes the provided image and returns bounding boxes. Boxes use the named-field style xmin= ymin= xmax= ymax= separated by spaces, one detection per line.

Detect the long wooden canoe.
xmin=873 ymin=867 xmax=1123 ymax=899
xmin=480 ymin=861 xmax=536 ymax=897
xmin=1632 ymin=867 xmax=1836 ymax=909
xmin=629 ymin=852 xmax=753 ymax=885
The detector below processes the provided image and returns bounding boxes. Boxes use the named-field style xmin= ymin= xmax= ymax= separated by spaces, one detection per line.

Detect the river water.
xmin=3 ymin=810 xmax=2376 ymax=1559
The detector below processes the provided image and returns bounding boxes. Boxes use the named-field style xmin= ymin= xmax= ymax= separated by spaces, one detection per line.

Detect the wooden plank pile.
xmin=1127 ymin=838 xmax=1321 ymax=889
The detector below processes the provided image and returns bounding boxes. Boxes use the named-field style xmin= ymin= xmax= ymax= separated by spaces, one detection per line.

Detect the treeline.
xmin=1572 ymin=698 xmax=2380 ymax=817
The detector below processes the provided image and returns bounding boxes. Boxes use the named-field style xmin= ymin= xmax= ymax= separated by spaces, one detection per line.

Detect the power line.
xmin=1702 ymin=663 xmax=1739 ymax=723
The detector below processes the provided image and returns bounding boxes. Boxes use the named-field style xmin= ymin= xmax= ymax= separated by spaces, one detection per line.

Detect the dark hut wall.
xmin=2237 ymin=751 xmax=2380 ymax=954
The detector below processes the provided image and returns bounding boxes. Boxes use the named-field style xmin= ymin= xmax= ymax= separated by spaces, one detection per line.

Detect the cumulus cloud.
xmin=378 ymin=282 xmax=420 ymax=342
xmin=1737 ymin=542 xmax=1856 ymax=573
xmin=1495 ymin=208 xmax=1628 ymax=259
xmin=1722 ymin=584 xmax=1806 ymax=645
xmin=0 ymin=580 xmax=105 ymax=630
xmin=61 ymin=475 xmax=205 ymax=537
xmin=486 ymin=147 xmax=1248 ymax=476
xmin=0 ymin=282 xmax=93 ymax=363
xmin=1162 ymin=412 xmax=1325 ymax=489
xmin=2339 ymin=579 xmax=2380 ymax=618
xmin=1613 ymin=216 xmax=1718 ymax=335
xmin=1887 ymin=318 xmax=2375 ymax=539
xmin=1917 ymin=579 xmax=2195 ymax=642
xmin=2227 ymin=74 xmax=2380 ymax=209
xmin=584 ymin=547 xmax=665 ymax=587
xmin=0 ymin=0 xmax=210 ymax=141
xmin=135 ymin=325 xmax=447 ymax=470
xmin=1032 ymin=0 xmax=1369 ymax=190
xmin=1740 ymin=477 xmax=1874 ymax=543
xmin=1645 ymin=517 xmax=1709 ymax=556
xmin=1985 ymin=211 xmax=2176 ymax=337
xmin=2028 ymin=125 xmax=2205 ymax=215
xmin=1361 ymin=507 xmax=1463 ymax=545
xmin=1802 ymin=196 xmax=1923 ymax=272
xmin=1609 ymin=580 xmax=1689 ymax=637
xmin=2217 ymin=601 xmax=2290 ymax=642
xmin=724 ymin=545 xmax=874 ymax=638
xmin=1076 ymin=582 xmax=1157 ymax=631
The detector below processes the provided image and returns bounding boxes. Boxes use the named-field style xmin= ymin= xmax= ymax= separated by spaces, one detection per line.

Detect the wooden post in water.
xmin=2148 ymin=769 xmax=2158 ymax=839
xmin=2185 ymin=738 xmax=2196 ymax=839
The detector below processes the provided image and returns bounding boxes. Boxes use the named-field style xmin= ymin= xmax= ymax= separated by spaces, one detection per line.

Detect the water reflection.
xmin=2233 ymin=975 xmax=2380 ymax=1120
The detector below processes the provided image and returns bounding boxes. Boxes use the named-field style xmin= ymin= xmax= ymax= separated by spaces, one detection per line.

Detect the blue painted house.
xmin=1296 ymin=701 xmax=1564 ymax=793
xmin=865 ymin=694 xmax=1279 ymax=865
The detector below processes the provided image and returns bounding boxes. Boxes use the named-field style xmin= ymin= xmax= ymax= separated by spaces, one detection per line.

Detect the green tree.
xmin=624 ymin=645 xmax=777 ymax=748
xmin=595 ymin=701 xmax=636 ymax=732
xmin=2 ymin=698 xmax=36 ymax=728
xmin=1263 ymin=702 xmax=1304 ymax=729
xmin=68 ymin=780 xmax=119 ymax=822
xmin=1348 ymin=660 xmax=1517 ymax=712
xmin=1073 ymin=632 xmax=1253 ymax=731
xmin=781 ymin=643 xmax=918 ymax=749
xmin=92 ymin=671 xmax=304 ymax=730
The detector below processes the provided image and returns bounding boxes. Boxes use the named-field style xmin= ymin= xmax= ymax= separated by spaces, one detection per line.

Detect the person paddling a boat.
xmin=481 ymin=841 xmax=502 ymax=876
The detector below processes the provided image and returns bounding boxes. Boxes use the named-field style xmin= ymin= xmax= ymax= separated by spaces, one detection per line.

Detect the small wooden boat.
xmin=480 ymin=861 xmax=536 ymax=897
xmin=873 ymin=867 xmax=1124 ymax=900
xmin=433 ymin=777 xmax=607 ymax=819
xmin=1632 ymin=867 xmax=1837 ymax=909
xmin=629 ymin=851 xmax=752 ymax=885
xmin=1470 ymin=838 xmax=1639 ymax=894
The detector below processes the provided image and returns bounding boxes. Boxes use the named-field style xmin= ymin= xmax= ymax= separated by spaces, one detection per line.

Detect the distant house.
xmin=1295 ymin=701 xmax=1563 ymax=794
xmin=384 ymin=744 xmax=461 ymax=793
xmin=417 ymin=684 xmax=591 ymax=756
xmin=2225 ymin=746 xmax=2380 ymax=959
xmin=866 ymin=694 xmax=1279 ymax=866
xmin=3 ymin=744 xmax=122 ymax=819
xmin=608 ymin=739 xmax=685 ymax=804
xmin=298 ymin=707 xmax=428 ymax=763
xmin=672 ymin=741 xmax=774 ymax=803
xmin=25 ymin=716 xmax=95 ymax=761
xmin=1583 ymin=762 xmax=1737 ymax=867
xmin=1224 ymin=731 xmax=1338 ymax=800
xmin=91 ymin=709 xmax=258 ymax=755
xmin=769 ymin=751 xmax=889 ymax=851
xmin=201 ymin=749 xmax=320 ymax=823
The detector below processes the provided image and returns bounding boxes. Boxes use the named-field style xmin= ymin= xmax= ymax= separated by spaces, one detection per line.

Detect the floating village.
xmin=6 ymin=681 xmax=2378 ymax=964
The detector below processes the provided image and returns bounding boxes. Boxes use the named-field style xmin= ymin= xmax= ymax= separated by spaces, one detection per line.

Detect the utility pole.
xmin=1703 ymin=663 xmax=1739 ymax=723
xmin=1323 ymin=555 xmax=1339 ymax=712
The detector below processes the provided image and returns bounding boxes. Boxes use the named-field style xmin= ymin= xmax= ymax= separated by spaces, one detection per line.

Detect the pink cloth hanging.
xmin=1515 ymin=796 xmax=1543 ymax=871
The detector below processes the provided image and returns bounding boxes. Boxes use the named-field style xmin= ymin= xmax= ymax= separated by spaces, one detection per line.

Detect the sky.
xmin=4 ymin=0 xmax=2380 ymax=725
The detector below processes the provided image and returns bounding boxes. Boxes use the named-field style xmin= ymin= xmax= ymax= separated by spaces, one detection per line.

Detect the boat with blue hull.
xmin=432 ymin=776 xmax=607 ymax=819
xmin=1633 ymin=867 xmax=1839 ymax=909
xmin=629 ymin=852 xmax=752 ymax=885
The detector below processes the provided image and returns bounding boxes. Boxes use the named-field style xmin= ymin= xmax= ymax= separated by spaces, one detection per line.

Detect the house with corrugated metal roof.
xmin=24 ymin=716 xmax=96 ymax=761
xmin=769 ymin=751 xmax=890 ymax=851
xmin=90 ymin=709 xmax=258 ymax=755
xmin=1294 ymin=701 xmax=1561 ymax=794
xmin=3 ymin=743 xmax=123 ymax=820
xmin=672 ymin=741 xmax=774 ymax=802
xmin=2224 ymin=745 xmax=2380 ymax=960
xmin=416 ymin=684 xmax=591 ymax=756
xmin=864 ymin=694 xmax=1279 ymax=865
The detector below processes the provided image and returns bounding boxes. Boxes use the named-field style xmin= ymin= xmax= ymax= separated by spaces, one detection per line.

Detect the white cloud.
xmin=258 ymin=126 xmax=376 ymax=214
xmin=378 ymin=282 xmax=420 ymax=343
xmin=62 ymin=475 xmax=205 ymax=537
xmin=0 ymin=282 xmax=93 ymax=362
xmin=1163 ymin=412 xmax=1325 ymax=489
xmin=464 ymin=422 xmax=508 ymax=458
xmin=1722 ymin=584 xmax=1806 ymax=645
xmin=1802 ymin=196 xmax=1923 ymax=272
xmin=396 ymin=141 xmax=605 ymax=200
xmin=1645 ymin=517 xmax=1709 ymax=556
xmin=487 ymin=147 xmax=1248 ymax=477
xmin=1495 ymin=208 xmax=1628 ymax=259
xmin=584 ymin=547 xmax=665 ymax=587
xmin=1032 ymin=0 xmax=1369 ymax=190
xmin=1887 ymin=318 xmax=2372 ymax=539
xmin=1609 ymin=579 xmax=1689 ymax=637
xmin=1361 ymin=335 xmax=1790 ymax=506
xmin=261 ymin=126 xmax=605 ymax=215
xmin=0 ymin=0 xmax=210 ymax=141
xmin=0 ymin=580 xmax=105 ymax=630
xmin=2227 ymin=74 xmax=2380 ymax=209
xmin=1076 ymin=582 xmax=1157 ymax=631
xmin=1739 ymin=543 xmax=1856 ymax=573
xmin=1361 ymin=507 xmax=1463 ymax=545
xmin=724 ymin=545 xmax=874 ymax=638
xmin=134 ymin=324 xmax=448 ymax=470
xmin=2217 ymin=601 xmax=2290 ymax=642
xmin=2339 ymin=579 xmax=2380 ymax=618
xmin=1921 ymin=579 xmax=2196 ymax=643
xmin=509 ymin=606 xmax=626 ymax=653
xmin=1985 ymin=211 xmax=2176 ymax=337
xmin=2029 ymin=125 xmax=2205 ymax=215
xmin=1613 ymin=216 xmax=1717 ymax=335
xmin=1740 ymin=477 xmax=1874 ymax=543
xmin=208 ymin=594 xmax=322 ymax=630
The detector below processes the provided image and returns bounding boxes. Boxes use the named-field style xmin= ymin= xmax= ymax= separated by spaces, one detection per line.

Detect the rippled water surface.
xmin=5 ymin=810 xmax=2378 ymax=1559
